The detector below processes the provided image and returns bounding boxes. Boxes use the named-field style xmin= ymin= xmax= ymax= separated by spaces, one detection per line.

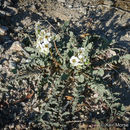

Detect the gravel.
xmin=0 ymin=0 xmax=130 ymax=129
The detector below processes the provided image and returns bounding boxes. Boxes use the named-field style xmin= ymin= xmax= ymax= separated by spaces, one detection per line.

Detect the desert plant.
xmin=6 ymin=21 xmax=129 ymax=129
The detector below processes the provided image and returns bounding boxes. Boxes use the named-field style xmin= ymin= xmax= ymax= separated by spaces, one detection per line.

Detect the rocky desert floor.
xmin=0 ymin=0 xmax=130 ymax=129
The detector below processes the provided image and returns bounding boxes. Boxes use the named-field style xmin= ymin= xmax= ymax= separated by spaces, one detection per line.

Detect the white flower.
xmin=78 ymin=55 xmax=86 ymax=63
xmin=44 ymin=32 xmax=51 ymax=42
xmin=42 ymin=41 xmax=52 ymax=49
xmin=36 ymin=39 xmax=52 ymax=55
xmin=43 ymin=47 xmax=50 ymax=55
xmin=37 ymin=36 xmax=44 ymax=44
xmin=78 ymin=54 xmax=84 ymax=59
xmin=70 ymin=56 xmax=81 ymax=66
xmin=77 ymin=47 xmax=86 ymax=64
xmin=42 ymin=42 xmax=52 ymax=55
xmin=36 ymin=43 xmax=43 ymax=52
xmin=78 ymin=48 xmax=85 ymax=55
xmin=40 ymin=30 xmax=46 ymax=37
xmin=36 ymin=43 xmax=49 ymax=55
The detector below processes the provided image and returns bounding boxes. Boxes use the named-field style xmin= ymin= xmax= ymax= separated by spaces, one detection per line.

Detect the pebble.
xmin=14 ymin=26 xmax=23 ymax=32
xmin=2 ymin=59 xmax=8 ymax=66
xmin=104 ymin=0 xmax=113 ymax=6
xmin=29 ymin=5 xmax=36 ymax=12
xmin=20 ymin=102 xmax=26 ymax=107
xmin=9 ymin=60 xmax=16 ymax=69
xmin=106 ymin=49 xmax=116 ymax=58
xmin=123 ymin=116 xmax=129 ymax=122
xmin=12 ymin=56 xmax=21 ymax=62
xmin=16 ymin=125 xmax=21 ymax=130
xmin=80 ymin=7 xmax=87 ymax=15
xmin=6 ymin=6 xmax=18 ymax=15
xmin=8 ymin=123 xmax=14 ymax=129
xmin=67 ymin=4 xmax=72 ymax=8
xmin=33 ymin=107 xmax=39 ymax=112
xmin=0 ymin=10 xmax=11 ymax=16
xmin=21 ymin=16 xmax=32 ymax=26
xmin=0 ymin=44 xmax=4 ymax=53
xmin=80 ymin=114 xmax=84 ymax=118
xmin=0 ymin=64 xmax=2 ymax=71
xmin=0 ymin=26 xmax=8 ymax=35
xmin=57 ymin=0 xmax=66 ymax=2
xmin=8 ymin=41 xmax=24 ymax=52
xmin=3 ymin=0 xmax=10 ymax=7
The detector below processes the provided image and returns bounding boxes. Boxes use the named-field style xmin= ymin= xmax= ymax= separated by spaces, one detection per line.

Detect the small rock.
xmin=80 ymin=114 xmax=84 ymax=119
xmin=3 ymin=0 xmax=10 ymax=7
xmin=11 ymin=56 xmax=21 ymax=62
xmin=9 ymin=60 xmax=16 ymax=69
xmin=0 ymin=0 xmax=2 ymax=7
xmin=0 ymin=45 xmax=4 ymax=53
xmin=33 ymin=107 xmax=39 ymax=112
xmin=123 ymin=116 xmax=129 ymax=122
xmin=106 ymin=49 xmax=116 ymax=58
xmin=104 ymin=0 xmax=113 ymax=6
xmin=16 ymin=22 xmax=20 ymax=26
xmin=3 ymin=39 xmax=13 ymax=50
xmin=14 ymin=26 xmax=23 ymax=32
xmin=16 ymin=125 xmax=21 ymax=130
xmin=125 ymin=32 xmax=130 ymax=38
xmin=21 ymin=16 xmax=32 ymax=26
xmin=2 ymin=59 xmax=8 ymax=66
xmin=6 ymin=6 xmax=18 ymax=15
xmin=93 ymin=93 xmax=99 ymax=98
xmin=0 ymin=64 xmax=2 ymax=71
xmin=25 ymin=58 xmax=31 ymax=63
xmin=8 ymin=41 xmax=24 ymax=52
xmin=9 ymin=123 xmax=15 ymax=129
xmin=0 ymin=26 xmax=8 ymax=35
xmin=57 ymin=0 xmax=65 ymax=2
xmin=67 ymin=4 xmax=72 ymax=8
xmin=0 ymin=10 xmax=11 ymax=16
xmin=80 ymin=7 xmax=87 ymax=15
xmin=29 ymin=5 xmax=36 ymax=12
xmin=20 ymin=102 xmax=26 ymax=107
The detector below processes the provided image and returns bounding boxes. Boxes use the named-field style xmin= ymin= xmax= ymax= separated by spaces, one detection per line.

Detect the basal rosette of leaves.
xmin=15 ymin=21 xmax=128 ymax=129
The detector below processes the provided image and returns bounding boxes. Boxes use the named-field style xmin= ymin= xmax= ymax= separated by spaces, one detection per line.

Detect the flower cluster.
xmin=70 ymin=47 xmax=87 ymax=67
xmin=35 ymin=22 xmax=52 ymax=55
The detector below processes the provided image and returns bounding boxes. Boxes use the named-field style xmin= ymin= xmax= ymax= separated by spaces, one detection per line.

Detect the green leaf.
xmin=39 ymin=60 xmax=45 ymax=66
xmin=30 ymin=54 xmax=36 ymax=58
xmin=72 ymin=47 xmax=78 ymax=53
xmin=62 ymin=112 xmax=70 ymax=116
xmin=52 ymin=122 xmax=60 ymax=127
xmin=122 ymin=54 xmax=130 ymax=60
xmin=69 ymin=31 xmax=74 ymax=37
xmin=82 ymin=37 xmax=89 ymax=47
xmin=55 ymin=34 xmax=61 ymax=42
xmin=77 ymin=75 xmax=84 ymax=83
xmin=93 ymin=69 xmax=104 ymax=76
xmin=25 ymin=47 xmax=35 ymax=52
xmin=111 ymin=103 xmax=120 ymax=108
xmin=120 ymin=104 xmax=125 ymax=112
xmin=50 ymin=101 xmax=58 ymax=105
xmin=86 ymin=43 xmax=93 ymax=50
xmin=64 ymin=21 xmax=70 ymax=27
